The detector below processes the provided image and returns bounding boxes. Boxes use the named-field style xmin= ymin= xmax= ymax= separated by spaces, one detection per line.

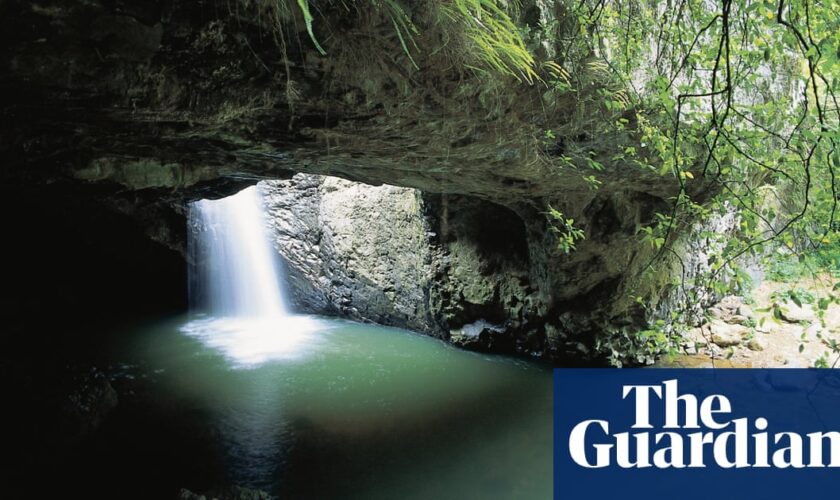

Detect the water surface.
xmin=119 ymin=315 xmax=553 ymax=499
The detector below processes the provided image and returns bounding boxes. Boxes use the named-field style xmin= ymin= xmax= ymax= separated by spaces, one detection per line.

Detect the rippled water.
xmin=122 ymin=315 xmax=553 ymax=499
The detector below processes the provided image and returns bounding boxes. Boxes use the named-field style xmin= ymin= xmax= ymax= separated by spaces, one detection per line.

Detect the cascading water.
xmin=188 ymin=186 xmax=288 ymax=318
xmin=182 ymin=185 xmax=322 ymax=367
xmin=130 ymin=184 xmax=550 ymax=499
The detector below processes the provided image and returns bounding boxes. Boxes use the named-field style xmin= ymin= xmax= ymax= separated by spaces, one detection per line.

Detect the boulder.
xmin=747 ymin=337 xmax=767 ymax=351
xmin=777 ymin=303 xmax=816 ymax=323
xmin=709 ymin=322 xmax=748 ymax=347
xmin=449 ymin=319 xmax=511 ymax=351
xmin=738 ymin=303 xmax=755 ymax=318
xmin=719 ymin=295 xmax=746 ymax=311
xmin=708 ymin=295 xmax=748 ymax=324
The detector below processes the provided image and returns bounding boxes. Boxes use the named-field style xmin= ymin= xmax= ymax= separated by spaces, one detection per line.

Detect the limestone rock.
xmin=747 ymin=337 xmax=767 ymax=351
xmin=777 ymin=303 xmax=816 ymax=323
xmin=709 ymin=322 xmax=748 ymax=347
xmin=738 ymin=303 xmax=755 ymax=318
xmin=755 ymin=324 xmax=774 ymax=334
xmin=711 ymin=332 xmax=741 ymax=348
xmin=262 ymin=176 xmax=435 ymax=333
xmin=683 ymin=327 xmax=706 ymax=343
xmin=728 ymin=315 xmax=750 ymax=325
xmin=708 ymin=295 xmax=750 ymax=324
xmin=720 ymin=295 xmax=746 ymax=311
xmin=261 ymin=174 xmax=668 ymax=362
xmin=680 ymin=327 xmax=706 ymax=354
xmin=805 ymin=323 xmax=823 ymax=341
xmin=449 ymin=320 xmax=509 ymax=351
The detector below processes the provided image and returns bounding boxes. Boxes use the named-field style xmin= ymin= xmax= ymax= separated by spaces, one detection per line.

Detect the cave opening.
xmin=3 ymin=177 xmax=554 ymax=499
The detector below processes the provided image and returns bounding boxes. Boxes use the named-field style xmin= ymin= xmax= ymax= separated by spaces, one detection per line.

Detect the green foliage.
xmin=638 ymin=212 xmax=673 ymax=251
xmin=764 ymin=241 xmax=840 ymax=281
xmin=558 ymin=1 xmax=840 ymax=364
xmin=443 ymin=0 xmax=539 ymax=82
xmin=546 ymin=205 xmax=585 ymax=253
xmin=815 ymin=337 xmax=840 ymax=368
xmin=261 ymin=0 xmax=840 ymax=365
xmin=260 ymin=0 xmax=538 ymax=80
xmin=535 ymin=0 xmax=840 ymax=366
xmin=595 ymin=320 xmax=680 ymax=367
xmin=764 ymin=253 xmax=808 ymax=282
xmin=295 ymin=0 xmax=326 ymax=55
xmin=771 ymin=287 xmax=816 ymax=307
xmin=557 ymin=0 xmax=840 ymax=272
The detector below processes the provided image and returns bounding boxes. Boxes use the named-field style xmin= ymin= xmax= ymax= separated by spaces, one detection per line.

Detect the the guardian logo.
xmin=567 ymin=379 xmax=840 ymax=469
xmin=555 ymin=369 xmax=840 ymax=499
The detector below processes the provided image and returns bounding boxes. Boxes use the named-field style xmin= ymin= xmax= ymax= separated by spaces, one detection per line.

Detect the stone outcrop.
xmin=2 ymin=1 xmax=702 ymax=204
xmin=262 ymin=176 xmax=436 ymax=332
xmin=0 ymin=0 xmax=717 ymax=364
xmin=178 ymin=487 xmax=274 ymax=500
xmin=261 ymin=174 xmax=679 ymax=362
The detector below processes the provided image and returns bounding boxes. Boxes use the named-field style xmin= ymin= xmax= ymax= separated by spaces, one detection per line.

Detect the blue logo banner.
xmin=554 ymin=369 xmax=840 ymax=500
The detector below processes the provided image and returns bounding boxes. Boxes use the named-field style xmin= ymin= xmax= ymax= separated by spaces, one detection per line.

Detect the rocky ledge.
xmin=262 ymin=174 xmax=720 ymax=362
xmin=1 ymin=0 xmax=717 ymax=363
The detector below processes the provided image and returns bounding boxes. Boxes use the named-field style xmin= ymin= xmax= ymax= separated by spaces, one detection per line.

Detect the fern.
xmin=251 ymin=0 xmax=537 ymax=82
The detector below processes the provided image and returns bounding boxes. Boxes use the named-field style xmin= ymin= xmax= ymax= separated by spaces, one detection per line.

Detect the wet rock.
xmin=178 ymin=487 xmax=274 ymax=500
xmin=261 ymin=174 xmax=732 ymax=364
xmin=544 ymin=324 xmax=566 ymax=352
xmin=59 ymin=367 xmax=118 ymax=442
xmin=449 ymin=319 xmax=510 ymax=351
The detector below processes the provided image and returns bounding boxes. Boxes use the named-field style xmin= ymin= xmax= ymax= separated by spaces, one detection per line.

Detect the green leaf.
xmin=297 ymin=0 xmax=327 ymax=56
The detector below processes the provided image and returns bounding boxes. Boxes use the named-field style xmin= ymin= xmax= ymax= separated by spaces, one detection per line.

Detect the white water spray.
xmin=183 ymin=185 xmax=323 ymax=367
xmin=188 ymin=186 xmax=287 ymax=318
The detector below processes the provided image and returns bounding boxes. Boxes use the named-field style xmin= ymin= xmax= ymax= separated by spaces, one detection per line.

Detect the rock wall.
xmin=1 ymin=0 xmax=713 ymax=210
xmin=261 ymin=175 xmax=678 ymax=363
xmin=262 ymin=175 xmax=538 ymax=351
xmin=0 ymin=0 xmax=724 ymax=365
xmin=262 ymin=176 xmax=436 ymax=332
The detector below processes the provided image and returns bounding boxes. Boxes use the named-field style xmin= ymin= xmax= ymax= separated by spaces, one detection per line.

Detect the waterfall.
xmin=183 ymin=185 xmax=322 ymax=367
xmin=188 ymin=186 xmax=287 ymax=318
